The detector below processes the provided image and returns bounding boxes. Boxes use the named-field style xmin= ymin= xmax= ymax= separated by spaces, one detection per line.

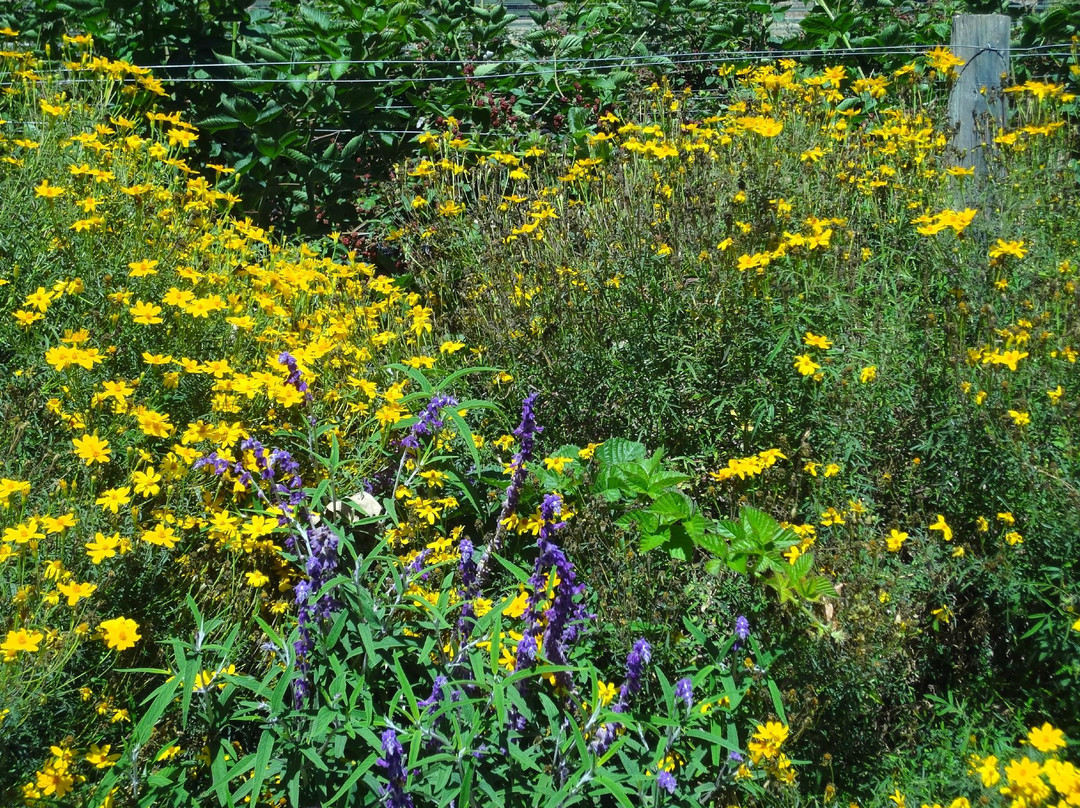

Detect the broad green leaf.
xmin=595 ymin=438 xmax=646 ymax=467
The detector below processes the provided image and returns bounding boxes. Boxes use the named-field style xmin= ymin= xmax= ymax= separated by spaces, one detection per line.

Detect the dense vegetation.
xmin=1 ymin=7 xmax=1080 ymax=808
xmin=2 ymin=0 xmax=1074 ymax=233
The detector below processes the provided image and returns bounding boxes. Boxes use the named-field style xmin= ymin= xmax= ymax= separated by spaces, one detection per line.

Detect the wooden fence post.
xmin=947 ymin=13 xmax=1010 ymax=175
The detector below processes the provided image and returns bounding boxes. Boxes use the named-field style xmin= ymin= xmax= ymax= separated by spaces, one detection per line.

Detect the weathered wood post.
xmin=947 ymin=13 xmax=1011 ymax=175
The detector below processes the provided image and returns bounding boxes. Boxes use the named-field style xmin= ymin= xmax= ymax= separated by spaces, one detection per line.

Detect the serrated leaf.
xmin=650 ymin=490 xmax=694 ymax=524
xmin=595 ymin=438 xmax=646 ymax=466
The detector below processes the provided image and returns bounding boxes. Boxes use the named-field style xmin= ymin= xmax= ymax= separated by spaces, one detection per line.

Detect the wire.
xmin=3 ymin=43 xmax=1073 ymax=90
xmin=135 ymin=41 xmax=1074 ymax=71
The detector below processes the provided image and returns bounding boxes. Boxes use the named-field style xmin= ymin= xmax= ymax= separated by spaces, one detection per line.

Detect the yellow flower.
xmin=1008 ymin=410 xmax=1031 ymax=426
xmin=823 ymin=463 xmax=840 ymax=477
xmin=886 ymin=529 xmax=908 ymax=552
xmin=2 ymin=628 xmax=45 ymax=659
xmin=128 ymin=259 xmax=160 ymax=277
xmin=931 ymin=605 xmax=953 ymax=623
xmin=129 ymin=300 xmax=164 ymax=325
xmin=4 ymin=519 xmax=44 ymax=545
xmin=95 ymin=486 xmax=132 ymax=514
xmin=503 ymin=590 xmax=530 ymax=619
xmin=34 ymin=179 xmax=66 ymax=199
xmin=1027 ymin=722 xmax=1066 ymax=752
xmin=99 ymin=617 xmax=142 ymax=651
xmin=598 ymin=681 xmax=617 ymax=706
xmin=86 ymin=532 xmax=121 ymax=564
xmin=804 ymin=332 xmax=832 ymax=349
xmin=57 ymin=580 xmax=97 ymax=606
xmin=73 ymin=433 xmax=112 ymax=465
xmin=989 ymin=239 xmax=1027 ymax=260
xmin=85 ymin=744 xmax=120 ymax=769
xmin=136 ymin=409 xmax=174 ymax=438
xmin=568 ymin=443 xmax=596 ymax=463
xmin=543 ymin=456 xmax=574 ymax=473
xmin=860 ymin=366 xmax=877 ymax=383
xmin=245 ymin=570 xmax=270 ymax=587
xmin=748 ymin=721 xmax=789 ymax=763
xmin=132 ymin=467 xmax=162 ymax=497
xmin=794 ymin=354 xmax=821 ymax=376
xmin=928 ymin=515 xmax=952 ymax=541
xmin=141 ymin=523 xmax=179 ymax=549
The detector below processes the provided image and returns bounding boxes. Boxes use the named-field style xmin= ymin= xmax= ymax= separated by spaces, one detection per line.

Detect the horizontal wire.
xmin=2 ymin=45 xmax=1072 ymax=90
xmin=133 ymin=40 xmax=1074 ymax=70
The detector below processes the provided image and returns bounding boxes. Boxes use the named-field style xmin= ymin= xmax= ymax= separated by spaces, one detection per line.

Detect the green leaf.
xmin=650 ymin=490 xmax=694 ymax=524
xmin=645 ymin=469 xmax=692 ymax=496
xmin=638 ymin=528 xmax=672 ymax=553
xmin=694 ymin=530 xmax=728 ymax=557
xmin=592 ymin=773 xmax=634 ymax=808
xmin=445 ymin=407 xmax=481 ymax=472
xmin=595 ymin=438 xmax=646 ymax=467
xmin=326 ymin=752 xmax=378 ymax=804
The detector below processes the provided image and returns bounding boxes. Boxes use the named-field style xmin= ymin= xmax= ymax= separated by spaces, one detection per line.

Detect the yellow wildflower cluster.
xmin=709 ymin=449 xmax=786 ymax=482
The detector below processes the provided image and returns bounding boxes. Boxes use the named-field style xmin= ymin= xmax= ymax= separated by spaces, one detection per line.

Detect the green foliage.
xmin=90 ymin=407 xmax=793 ymax=808
xmin=400 ymin=57 xmax=1080 ymax=798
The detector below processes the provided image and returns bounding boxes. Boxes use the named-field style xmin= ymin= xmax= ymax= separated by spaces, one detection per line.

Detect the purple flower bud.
xmin=458 ymin=538 xmax=476 ymax=592
xmin=399 ymin=393 xmax=458 ymax=451
xmin=675 ymin=677 xmax=694 ymax=711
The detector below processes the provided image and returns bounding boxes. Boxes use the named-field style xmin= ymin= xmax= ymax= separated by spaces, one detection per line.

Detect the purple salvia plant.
xmin=376 ymin=729 xmax=414 ymax=808
xmin=475 ymin=393 xmax=541 ymax=588
xmin=398 ymin=393 xmax=458 ymax=451
xmin=513 ymin=494 xmax=587 ymax=692
xmin=734 ymin=615 xmax=750 ymax=651
xmin=619 ymin=638 xmax=652 ymax=703
xmin=656 ymin=770 xmax=677 ymax=795
xmin=417 ymin=675 xmax=448 ymax=715
xmin=675 ymin=677 xmax=694 ymax=712
xmin=455 ymin=538 xmax=478 ymax=641
xmin=588 ymin=637 xmax=654 ymax=755
xmin=291 ymin=523 xmax=341 ymax=706
xmin=195 ymin=442 xmax=305 ymax=520
xmin=278 ymin=351 xmax=312 ymax=401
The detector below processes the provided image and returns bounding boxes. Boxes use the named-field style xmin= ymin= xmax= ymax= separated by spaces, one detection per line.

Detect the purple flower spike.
xmin=278 ymin=351 xmax=311 ymax=399
xmin=590 ymin=637 xmax=653 ymax=755
xmin=735 ymin=615 xmax=750 ymax=639
xmin=418 ymin=676 xmax=447 ymax=715
xmin=734 ymin=615 xmax=750 ymax=650
xmin=399 ymin=393 xmax=458 ymax=450
xmin=292 ymin=524 xmax=341 ymax=706
xmin=513 ymin=494 xmax=588 ymax=691
xmin=476 ymin=393 xmax=543 ymax=589
xmin=621 ymin=638 xmax=652 ymax=702
xmin=376 ymin=729 xmax=414 ymax=808
xmin=656 ymin=770 xmax=677 ymax=794
xmin=675 ymin=677 xmax=694 ymax=711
